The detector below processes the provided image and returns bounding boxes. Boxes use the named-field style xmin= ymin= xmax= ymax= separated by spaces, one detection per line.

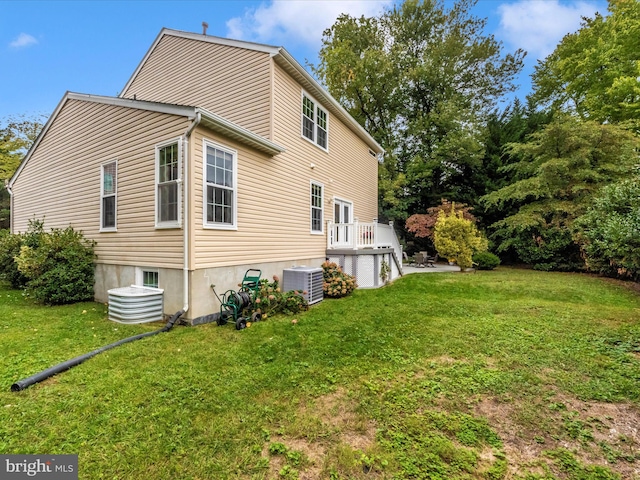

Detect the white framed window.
xmin=136 ymin=267 xmax=159 ymax=288
xmin=310 ymin=181 xmax=324 ymax=234
xmin=100 ymin=160 xmax=117 ymax=231
xmin=155 ymin=139 xmax=182 ymax=228
xmin=203 ymin=140 xmax=237 ymax=230
xmin=301 ymin=92 xmax=329 ymax=151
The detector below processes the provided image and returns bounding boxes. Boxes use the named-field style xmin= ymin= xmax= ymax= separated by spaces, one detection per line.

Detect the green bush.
xmin=14 ymin=224 xmax=96 ymax=305
xmin=472 ymin=252 xmax=501 ymax=270
xmin=322 ymin=261 xmax=357 ymax=298
xmin=0 ymin=219 xmax=46 ymax=288
xmin=0 ymin=229 xmax=28 ymax=288
xmin=433 ymin=207 xmax=488 ymax=269
xmin=250 ymin=275 xmax=308 ymax=318
xmin=491 ymin=225 xmax=584 ymax=272
xmin=575 ymin=178 xmax=640 ymax=280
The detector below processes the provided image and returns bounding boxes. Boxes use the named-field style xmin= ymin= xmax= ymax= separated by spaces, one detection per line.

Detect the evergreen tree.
xmin=313 ymin=0 xmax=524 ymax=221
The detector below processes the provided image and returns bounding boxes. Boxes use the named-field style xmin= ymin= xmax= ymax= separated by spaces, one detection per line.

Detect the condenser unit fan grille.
xmin=282 ymin=267 xmax=323 ymax=305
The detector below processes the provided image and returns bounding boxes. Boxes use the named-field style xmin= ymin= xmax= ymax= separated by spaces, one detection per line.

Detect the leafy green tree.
xmin=531 ymin=0 xmax=640 ymax=130
xmin=575 ymin=176 xmax=640 ymax=280
xmin=481 ymin=116 xmax=639 ymax=270
xmin=313 ymin=0 xmax=524 ymax=220
xmin=473 ymin=99 xmax=553 ymax=230
xmin=433 ymin=206 xmax=487 ymax=269
xmin=0 ymin=116 xmax=45 ymax=229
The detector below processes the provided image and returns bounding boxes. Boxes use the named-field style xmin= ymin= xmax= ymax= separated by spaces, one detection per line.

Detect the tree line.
xmin=313 ymin=0 xmax=639 ymax=279
xmin=1 ymin=0 xmax=638 ymax=279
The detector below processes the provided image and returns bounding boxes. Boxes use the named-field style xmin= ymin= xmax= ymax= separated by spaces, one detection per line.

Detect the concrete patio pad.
xmin=402 ymin=263 xmax=465 ymax=274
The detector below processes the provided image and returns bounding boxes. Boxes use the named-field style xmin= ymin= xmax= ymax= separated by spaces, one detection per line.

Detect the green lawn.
xmin=1 ymin=269 xmax=639 ymax=479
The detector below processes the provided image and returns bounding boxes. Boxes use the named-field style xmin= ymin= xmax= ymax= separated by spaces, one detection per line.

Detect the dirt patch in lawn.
xmin=475 ymin=393 xmax=640 ymax=479
xmin=263 ymin=388 xmax=378 ymax=479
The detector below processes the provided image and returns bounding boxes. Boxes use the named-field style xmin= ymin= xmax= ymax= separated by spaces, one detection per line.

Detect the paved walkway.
xmin=402 ymin=263 xmax=464 ymax=274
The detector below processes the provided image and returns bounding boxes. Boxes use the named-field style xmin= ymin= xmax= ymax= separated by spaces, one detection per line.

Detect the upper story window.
xmin=203 ymin=140 xmax=237 ymax=229
xmin=100 ymin=160 xmax=117 ymax=231
xmin=311 ymin=181 xmax=323 ymax=234
xmin=155 ymin=139 xmax=182 ymax=228
xmin=301 ymin=93 xmax=328 ymax=151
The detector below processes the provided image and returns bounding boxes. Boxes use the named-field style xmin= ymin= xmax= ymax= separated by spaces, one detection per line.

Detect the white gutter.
xmin=182 ymin=112 xmax=202 ymax=315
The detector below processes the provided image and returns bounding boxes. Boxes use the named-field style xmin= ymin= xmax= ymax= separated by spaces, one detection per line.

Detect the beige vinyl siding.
xmin=121 ymin=35 xmax=272 ymax=138
xmin=272 ymin=63 xmax=378 ymax=225
xmin=11 ymin=99 xmax=190 ymax=268
xmin=192 ymin=126 xmax=321 ymax=268
xmin=191 ymin=63 xmax=378 ymax=269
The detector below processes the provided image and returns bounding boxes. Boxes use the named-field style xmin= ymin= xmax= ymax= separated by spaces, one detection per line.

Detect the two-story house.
xmin=8 ymin=28 xmax=402 ymax=323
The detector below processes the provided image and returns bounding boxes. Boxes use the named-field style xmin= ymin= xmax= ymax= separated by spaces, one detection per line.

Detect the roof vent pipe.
xmin=202 ymin=22 xmax=209 ymax=35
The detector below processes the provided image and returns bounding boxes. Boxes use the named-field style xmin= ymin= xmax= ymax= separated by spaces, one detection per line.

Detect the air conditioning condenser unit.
xmin=282 ymin=267 xmax=323 ymax=305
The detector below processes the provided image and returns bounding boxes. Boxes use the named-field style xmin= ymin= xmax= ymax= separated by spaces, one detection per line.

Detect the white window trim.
xmin=100 ymin=159 xmax=117 ymax=232
xmin=135 ymin=267 xmax=159 ymax=288
xmin=155 ymin=138 xmax=183 ymax=229
xmin=202 ymin=139 xmax=238 ymax=230
xmin=301 ymin=91 xmax=329 ymax=152
xmin=310 ymin=180 xmax=324 ymax=235
xmin=333 ymin=196 xmax=354 ymax=223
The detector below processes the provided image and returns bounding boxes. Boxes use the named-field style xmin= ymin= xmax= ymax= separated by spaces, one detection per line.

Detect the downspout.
xmin=5 ymin=180 xmax=13 ymax=233
xmin=182 ymin=112 xmax=201 ymax=316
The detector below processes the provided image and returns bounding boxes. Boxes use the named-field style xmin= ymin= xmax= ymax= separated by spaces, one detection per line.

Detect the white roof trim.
xmin=67 ymin=92 xmax=197 ymax=118
xmin=273 ymin=48 xmax=385 ymax=155
xmin=197 ymin=107 xmax=285 ymax=156
xmin=119 ymin=28 xmax=384 ymax=155
xmin=9 ymin=92 xmax=71 ymax=189
xmin=9 ymin=92 xmax=283 ymax=188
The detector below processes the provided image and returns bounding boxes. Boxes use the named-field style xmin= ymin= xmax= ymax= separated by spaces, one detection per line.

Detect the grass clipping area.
xmin=1 ymin=269 xmax=640 ymax=479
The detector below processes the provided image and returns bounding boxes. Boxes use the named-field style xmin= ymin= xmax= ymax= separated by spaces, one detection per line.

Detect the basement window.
xmin=136 ymin=268 xmax=159 ymax=288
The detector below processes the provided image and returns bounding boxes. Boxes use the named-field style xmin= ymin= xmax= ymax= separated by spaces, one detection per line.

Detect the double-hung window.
xmin=156 ymin=140 xmax=181 ymax=228
xmin=302 ymin=93 xmax=328 ymax=150
xmin=204 ymin=140 xmax=237 ymax=229
xmin=100 ymin=160 xmax=117 ymax=231
xmin=310 ymin=181 xmax=323 ymax=234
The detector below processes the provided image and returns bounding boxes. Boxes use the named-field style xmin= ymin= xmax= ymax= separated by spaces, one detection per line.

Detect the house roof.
xmin=9 ymin=92 xmax=285 ymax=188
xmin=120 ymin=28 xmax=385 ymax=155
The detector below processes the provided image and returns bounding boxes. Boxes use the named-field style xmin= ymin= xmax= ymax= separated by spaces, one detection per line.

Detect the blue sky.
xmin=0 ymin=0 xmax=607 ymax=122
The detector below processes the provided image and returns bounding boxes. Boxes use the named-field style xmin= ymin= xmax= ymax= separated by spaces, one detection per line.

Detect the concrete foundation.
xmin=190 ymin=257 xmax=325 ymax=323
xmin=95 ymin=257 xmax=325 ymax=324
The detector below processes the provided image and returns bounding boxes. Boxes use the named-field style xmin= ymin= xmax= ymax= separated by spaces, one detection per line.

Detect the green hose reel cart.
xmin=216 ymin=269 xmax=263 ymax=330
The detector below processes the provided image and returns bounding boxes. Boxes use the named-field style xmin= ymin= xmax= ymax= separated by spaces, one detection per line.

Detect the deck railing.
xmin=327 ymin=221 xmax=403 ymax=261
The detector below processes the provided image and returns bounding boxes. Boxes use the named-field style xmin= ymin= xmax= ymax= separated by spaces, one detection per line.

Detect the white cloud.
xmin=9 ymin=32 xmax=38 ymax=49
xmin=226 ymin=0 xmax=392 ymax=48
xmin=497 ymin=0 xmax=605 ymax=60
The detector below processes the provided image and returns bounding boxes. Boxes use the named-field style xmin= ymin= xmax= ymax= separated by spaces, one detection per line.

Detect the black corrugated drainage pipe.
xmin=11 ymin=309 xmax=185 ymax=392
